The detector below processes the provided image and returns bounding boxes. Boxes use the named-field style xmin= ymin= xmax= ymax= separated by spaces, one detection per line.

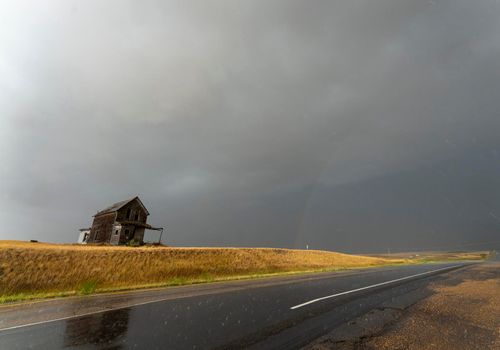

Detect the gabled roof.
xmin=94 ymin=196 xmax=150 ymax=217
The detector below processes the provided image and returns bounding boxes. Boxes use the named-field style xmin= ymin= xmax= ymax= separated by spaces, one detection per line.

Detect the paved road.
xmin=0 ymin=262 xmax=471 ymax=350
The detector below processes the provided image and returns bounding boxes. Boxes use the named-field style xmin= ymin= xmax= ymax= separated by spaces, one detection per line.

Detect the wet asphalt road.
xmin=0 ymin=262 xmax=469 ymax=350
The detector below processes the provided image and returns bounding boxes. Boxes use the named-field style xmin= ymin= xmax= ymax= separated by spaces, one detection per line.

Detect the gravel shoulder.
xmin=303 ymin=261 xmax=500 ymax=350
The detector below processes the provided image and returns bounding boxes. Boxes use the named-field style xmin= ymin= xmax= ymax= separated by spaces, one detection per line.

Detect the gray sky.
xmin=1 ymin=0 xmax=500 ymax=252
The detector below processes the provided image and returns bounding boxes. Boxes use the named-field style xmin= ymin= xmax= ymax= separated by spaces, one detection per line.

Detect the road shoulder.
xmin=302 ymin=262 xmax=500 ymax=350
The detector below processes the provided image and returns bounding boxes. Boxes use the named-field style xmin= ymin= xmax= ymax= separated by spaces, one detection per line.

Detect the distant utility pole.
xmin=306 ymin=244 xmax=309 ymax=250
xmin=387 ymin=247 xmax=391 ymax=255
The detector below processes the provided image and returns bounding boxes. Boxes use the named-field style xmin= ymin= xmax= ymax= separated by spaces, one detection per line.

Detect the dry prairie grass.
xmin=0 ymin=240 xmax=401 ymax=301
xmin=368 ymin=250 xmax=490 ymax=262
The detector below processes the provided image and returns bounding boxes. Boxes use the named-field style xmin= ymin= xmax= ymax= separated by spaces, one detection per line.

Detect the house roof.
xmin=94 ymin=196 xmax=150 ymax=217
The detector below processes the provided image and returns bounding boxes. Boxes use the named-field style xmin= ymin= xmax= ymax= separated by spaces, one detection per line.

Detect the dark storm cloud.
xmin=1 ymin=0 xmax=500 ymax=251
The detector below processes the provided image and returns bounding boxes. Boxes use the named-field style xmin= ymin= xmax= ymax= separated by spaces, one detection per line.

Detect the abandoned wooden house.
xmin=79 ymin=196 xmax=163 ymax=245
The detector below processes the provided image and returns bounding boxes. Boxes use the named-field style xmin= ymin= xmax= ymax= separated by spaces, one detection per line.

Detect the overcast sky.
xmin=1 ymin=0 xmax=500 ymax=252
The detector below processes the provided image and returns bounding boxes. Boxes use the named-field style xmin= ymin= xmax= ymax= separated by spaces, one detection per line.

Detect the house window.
xmin=134 ymin=212 xmax=139 ymax=221
xmin=95 ymin=231 xmax=99 ymax=240
xmin=125 ymin=229 xmax=130 ymax=239
xmin=115 ymin=230 xmax=119 ymax=235
xmin=126 ymin=208 xmax=131 ymax=219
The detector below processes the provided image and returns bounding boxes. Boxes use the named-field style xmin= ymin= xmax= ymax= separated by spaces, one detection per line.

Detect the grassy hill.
xmin=0 ymin=240 xmax=402 ymax=302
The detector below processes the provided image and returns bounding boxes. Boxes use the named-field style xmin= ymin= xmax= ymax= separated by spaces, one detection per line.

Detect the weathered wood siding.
xmin=133 ymin=227 xmax=146 ymax=242
xmin=88 ymin=212 xmax=116 ymax=243
xmin=116 ymin=199 xmax=148 ymax=223
xmin=120 ymin=225 xmax=135 ymax=243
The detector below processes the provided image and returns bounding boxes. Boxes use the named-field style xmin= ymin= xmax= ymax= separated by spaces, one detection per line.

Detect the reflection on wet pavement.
xmin=64 ymin=309 xmax=130 ymax=349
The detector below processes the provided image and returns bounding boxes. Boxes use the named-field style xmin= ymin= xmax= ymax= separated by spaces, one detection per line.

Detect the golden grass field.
xmin=367 ymin=251 xmax=490 ymax=262
xmin=0 ymin=240 xmax=403 ymax=302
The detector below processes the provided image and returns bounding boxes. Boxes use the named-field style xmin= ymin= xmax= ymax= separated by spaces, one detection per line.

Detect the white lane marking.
xmin=0 ymin=265 xmax=463 ymax=332
xmin=0 ymin=297 xmax=176 ymax=332
xmin=0 ymin=285 xmax=253 ymax=332
xmin=0 ymin=269 xmax=388 ymax=332
xmin=0 ymin=269 xmax=382 ymax=333
xmin=0 ymin=268 xmax=400 ymax=332
xmin=290 ymin=265 xmax=461 ymax=310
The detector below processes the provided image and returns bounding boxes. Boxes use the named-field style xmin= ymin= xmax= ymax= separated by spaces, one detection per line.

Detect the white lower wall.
xmin=77 ymin=230 xmax=90 ymax=244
